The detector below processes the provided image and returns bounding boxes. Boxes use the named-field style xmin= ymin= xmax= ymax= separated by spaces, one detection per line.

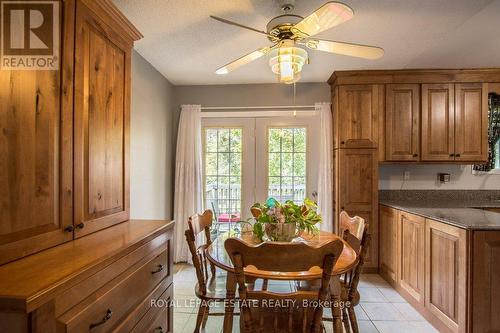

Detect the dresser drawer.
xmin=57 ymin=250 xmax=169 ymax=333
xmin=55 ymin=232 xmax=171 ymax=317
xmin=112 ymin=279 xmax=172 ymax=333
xmin=129 ymin=284 xmax=172 ymax=333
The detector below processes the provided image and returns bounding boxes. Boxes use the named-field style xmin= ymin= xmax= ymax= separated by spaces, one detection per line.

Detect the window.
xmin=202 ymin=115 xmax=319 ymax=220
xmin=203 ymin=128 xmax=242 ymax=219
xmin=268 ymin=128 xmax=307 ymax=204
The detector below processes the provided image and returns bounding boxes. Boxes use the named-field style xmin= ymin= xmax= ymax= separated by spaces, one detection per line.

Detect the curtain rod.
xmin=200 ymin=105 xmax=315 ymax=110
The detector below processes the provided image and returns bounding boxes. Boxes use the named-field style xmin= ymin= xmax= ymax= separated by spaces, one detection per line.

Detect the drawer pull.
xmin=152 ymin=264 xmax=164 ymax=274
xmin=89 ymin=309 xmax=112 ymax=329
xmin=155 ymin=327 xmax=165 ymax=333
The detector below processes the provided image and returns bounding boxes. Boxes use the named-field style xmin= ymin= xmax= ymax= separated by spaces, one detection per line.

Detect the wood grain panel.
xmin=336 ymin=85 xmax=383 ymax=150
xmin=0 ymin=0 xmax=74 ymax=265
xmin=385 ymin=84 xmax=420 ymax=161
xmin=74 ymin=1 xmax=130 ymax=237
xmin=399 ymin=212 xmax=425 ymax=303
xmin=336 ymin=148 xmax=378 ymax=270
xmin=421 ymin=84 xmax=455 ymax=161
xmin=454 ymin=83 xmax=488 ymax=162
xmin=425 ymin=219 xmax=467 ymax=333
xmin=471 ymin=230 xmax=500 ymax=333
xmin=379 ymin=205 xmax=399 ymax=285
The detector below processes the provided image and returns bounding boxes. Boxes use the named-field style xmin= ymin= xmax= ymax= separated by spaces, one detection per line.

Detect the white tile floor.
xmin=173 ymin=264 xmax=438 ymax=333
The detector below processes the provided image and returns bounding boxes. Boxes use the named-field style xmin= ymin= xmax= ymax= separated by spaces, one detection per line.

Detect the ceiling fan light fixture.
xmin=269 ymin=41 xmax=308 ymax=84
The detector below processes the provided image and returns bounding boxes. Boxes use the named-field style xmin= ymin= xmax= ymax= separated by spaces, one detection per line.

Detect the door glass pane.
xmin=267 ymin=128 xmax=307 ymax=204
xmin=203 ymin=128 xmax=242 ymax=221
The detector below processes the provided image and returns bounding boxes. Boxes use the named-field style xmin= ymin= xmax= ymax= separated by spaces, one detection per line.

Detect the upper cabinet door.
xmin=0 ymin=0 xmax=74 ymax=264
xmin=454 ymin=83 xmax=488 ymax=162
xmin=74 ymin=1 xmax=131 ymax=238
xmin=421 ymin=84 xmax=455 ymax=161
xmin=337 ymin=85 xmax=384 ymax=149
xmin=385 ymin=84 xmax=420 ymax=161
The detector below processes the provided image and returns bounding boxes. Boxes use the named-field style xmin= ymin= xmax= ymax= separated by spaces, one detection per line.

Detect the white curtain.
xmin=173 ymin=105 xmax=203 ymax=263
xmin=316 ymin=102 xmax=334 ymax=232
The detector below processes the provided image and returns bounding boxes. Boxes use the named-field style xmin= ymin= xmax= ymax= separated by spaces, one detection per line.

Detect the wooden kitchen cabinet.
xmin=454 ymin=83 xmax=488 ymax=162
xmin=399 ymin=211 xmax=425 ymax=304
xmin=335 ymin=147 xmax=378 ymax=270
xmin=379 ymin=205 xmax=399 ymax=285
xmin=421 ymin=82 xmax=488 ymax=162
xmin=0 ymin=0 xmax=75 ymax=265
xmin=74 ymin=0 xmax=133 ymax=237
xmin=421 ymin=83 xmax=455 ymax=161
xmin=425 ymin=219 xmax=467 ymax=333
xmin=334 ymin=84 xmax=384 ymax=151
xmin=385 ymin=84 xmax=420 ymax=161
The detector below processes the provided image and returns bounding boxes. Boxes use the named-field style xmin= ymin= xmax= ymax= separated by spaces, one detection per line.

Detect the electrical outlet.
xmin=404 ymin=171 xmax=410 ymax=181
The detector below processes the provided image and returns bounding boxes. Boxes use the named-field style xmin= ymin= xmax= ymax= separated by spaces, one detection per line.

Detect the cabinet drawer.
xmin=55 ymin=232 xmax=170 ymax=317
xmin=112 ymin=279 xmax=172 ymax=333
xmin=57 ymin=250 xmax=169 ymax=333
xmin=129 ymin=284 xmax=172 ymax=333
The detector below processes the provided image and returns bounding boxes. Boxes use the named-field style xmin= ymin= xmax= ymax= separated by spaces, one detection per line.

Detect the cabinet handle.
xmin=155 ymin=327 xmax=165 ymax=333
xmin=89 ymin=309 xmax=112 ymax=330
xmin=455 ymin=154 xmax=461 ymax=157
xmin=76 ymin=223 xmax=85 ymax=230
xmin=152 ymin=264 xmax=164 ymax=274
xmin=413 ymin=153 xmax=418 ymax=157
xmin=449 ymin=154 xmax=455 ymax=157
xmin=64 ymin=225 xmax=74 ymax=233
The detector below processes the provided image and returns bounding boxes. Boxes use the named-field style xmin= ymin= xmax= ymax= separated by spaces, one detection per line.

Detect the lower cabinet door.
xmin=398 ymin=212 xmax=425 ymax=303
xmin=424 ymin=219 xmax=467 ymax=333
xmin=379 ymin=206 xmax=399 ymax=285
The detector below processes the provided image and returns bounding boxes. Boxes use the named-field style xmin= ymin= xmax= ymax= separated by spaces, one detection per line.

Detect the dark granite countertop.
xmin=379 ymin=190 xmax=500 ymax=230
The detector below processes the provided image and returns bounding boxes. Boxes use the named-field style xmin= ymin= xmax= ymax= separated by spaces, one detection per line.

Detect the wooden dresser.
xmin=0 ymin=1 xmax=174 ymax=332
xmin=0 ymin=220 xmax=174 ymax=333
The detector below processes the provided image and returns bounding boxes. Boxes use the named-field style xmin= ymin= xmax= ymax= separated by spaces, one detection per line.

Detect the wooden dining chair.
xmin=185 ymin=210 xmax=233 ymax=332
xmin=337 ymin=211 xmax=371 ymax=333
xmin=225 ymin=237 xmax=344 ymax=333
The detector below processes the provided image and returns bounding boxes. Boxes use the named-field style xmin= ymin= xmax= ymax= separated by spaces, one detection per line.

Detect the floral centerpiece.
xmin=248 ymin=198 xmax=322 ymax=241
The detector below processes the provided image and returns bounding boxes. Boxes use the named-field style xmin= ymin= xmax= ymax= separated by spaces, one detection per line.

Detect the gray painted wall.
xmin=379 ymin=164 xmax=500 ymax=190
xmin=130 ymin=51 xmax=175 ymax=220
xmin=172 ymin=82 xmax=330 ymax=139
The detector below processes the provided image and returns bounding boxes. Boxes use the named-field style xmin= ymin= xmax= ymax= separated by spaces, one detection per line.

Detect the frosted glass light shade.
xmin=269 ymin=42 xmax=308 ymax=84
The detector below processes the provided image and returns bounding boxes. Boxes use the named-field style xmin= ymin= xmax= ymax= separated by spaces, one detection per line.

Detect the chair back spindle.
xmin=184 ymin=210 xmax=215 ymax=295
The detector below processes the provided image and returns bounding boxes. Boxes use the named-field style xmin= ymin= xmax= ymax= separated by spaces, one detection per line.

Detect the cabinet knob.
xmin=449 ymin=154 xmax=455 ymax=157
xmin=413 ymin=153 xmax=418 ymax=157
xmin=341 ymin=141 xmax=345 ymax=145
xmin=455 ymin=154 xmax=461 ymax=157
xmin=155 ymin=327 xmax=165 ymax=333
xmin=76 ymin=223 xmax=85 ymax=230
xmin=89 ymin=309 xmax=113 ymax=329
xmin=152 ymin=264 xmax=164 ymax=274
xmin=64 ymin=225 xmax=74 ymax=233
xmin=341 ymin=206 xmax=345 ymax=211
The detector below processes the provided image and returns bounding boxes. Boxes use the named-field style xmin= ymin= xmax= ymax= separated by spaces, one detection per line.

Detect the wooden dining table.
xmin=205 ymin=229 xmax=358 ymax=333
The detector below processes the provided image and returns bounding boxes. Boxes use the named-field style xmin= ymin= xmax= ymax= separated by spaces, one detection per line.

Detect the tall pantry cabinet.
xmin=0 ymin=0 xmax=141 ymax=265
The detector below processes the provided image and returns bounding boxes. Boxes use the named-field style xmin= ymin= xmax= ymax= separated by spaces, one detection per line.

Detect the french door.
xmin=202 ymin=115 xmax=319 ymax=220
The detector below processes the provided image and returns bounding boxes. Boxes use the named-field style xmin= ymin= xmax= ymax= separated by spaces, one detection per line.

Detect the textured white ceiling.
xmin=113 ymin=0 xmax=500 ymax=85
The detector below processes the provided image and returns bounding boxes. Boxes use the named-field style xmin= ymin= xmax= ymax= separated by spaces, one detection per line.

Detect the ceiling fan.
xmin=211 ymin=0 xmax=384 ymax=84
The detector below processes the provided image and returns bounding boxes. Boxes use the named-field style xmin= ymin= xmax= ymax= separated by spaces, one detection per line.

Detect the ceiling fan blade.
xmin=210 ymin=16 xmax=269 ymax=36
xmin=305 ymin=39 xmax=384 ymax=59
xmin=215 ymin=46 xmax=274 ymax=74
xmin=292 ymin=2 xmax=354 ymax=38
